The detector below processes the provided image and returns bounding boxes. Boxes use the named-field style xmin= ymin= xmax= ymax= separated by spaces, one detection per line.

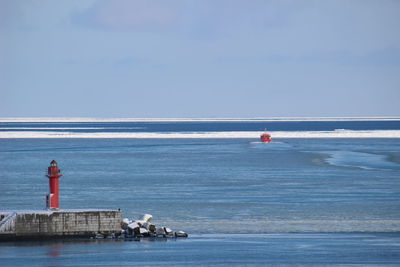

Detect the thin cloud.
xmin=0 ymin=1 xmax=26 ymax=30
xmin=73 ymin=0 xmax=181 ymax=30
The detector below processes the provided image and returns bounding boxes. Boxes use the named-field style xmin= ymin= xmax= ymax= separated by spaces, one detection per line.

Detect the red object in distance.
xmin=260 ymin=132 xmax=272 ymax=143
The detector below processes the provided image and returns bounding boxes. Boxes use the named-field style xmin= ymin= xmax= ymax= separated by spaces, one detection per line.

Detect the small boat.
xmin=260 ymin=131 xmax=272 ymax=143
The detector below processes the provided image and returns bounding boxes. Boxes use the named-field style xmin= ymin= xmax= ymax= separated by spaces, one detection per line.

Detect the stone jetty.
xmin=0 ymin=209 xmax=122 ymax=241
xmin=0 ymin=210 xmax=188 ymax=241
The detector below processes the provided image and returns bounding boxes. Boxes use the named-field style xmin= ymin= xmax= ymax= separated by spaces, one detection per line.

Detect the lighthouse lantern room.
xmin=46 ymin=160 xmax=62 ymax=210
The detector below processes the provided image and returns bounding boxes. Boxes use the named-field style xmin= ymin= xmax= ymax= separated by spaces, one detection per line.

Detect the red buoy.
xmin=46 ymin=160 xmax=62 ymax=210
xmin=260 ymin=132 xmax=272 ymax=143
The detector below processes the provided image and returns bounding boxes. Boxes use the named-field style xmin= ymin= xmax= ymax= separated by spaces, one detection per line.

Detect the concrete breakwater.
xmin=0 ymin=209 xmax=122 ymax=241
xmin=0 ymin=210 xmax=188 ymax=241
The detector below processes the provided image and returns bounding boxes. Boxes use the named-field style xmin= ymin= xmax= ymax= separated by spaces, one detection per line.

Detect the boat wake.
xmin=324 ymin=151 xmax=400 ymax=170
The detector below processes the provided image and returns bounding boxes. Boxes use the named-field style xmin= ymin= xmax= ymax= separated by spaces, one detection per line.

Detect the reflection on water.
xmin=47 ymin=243 xmax=62 ymax=258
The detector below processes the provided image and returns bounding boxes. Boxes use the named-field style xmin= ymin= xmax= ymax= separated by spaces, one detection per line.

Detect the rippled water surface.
xmin=1 ymin=136 xmax=400 ymax=265
xmin=1 ymin=233 xmax=400 ymax=266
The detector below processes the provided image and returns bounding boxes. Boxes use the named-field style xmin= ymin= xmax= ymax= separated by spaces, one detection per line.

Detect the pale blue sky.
xmin=1 ymin=0 xmax=399 ymax=117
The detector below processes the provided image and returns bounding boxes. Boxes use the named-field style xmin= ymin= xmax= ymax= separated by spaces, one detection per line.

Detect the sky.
xmin=1 ymin=0 xmax=399 ymax=118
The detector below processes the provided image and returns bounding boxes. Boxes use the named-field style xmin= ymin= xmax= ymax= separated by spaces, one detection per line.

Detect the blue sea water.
xmin=1 ymin=120 xmax=400 ymax=265
xmin=1 ymin=119 xmax=399 ymax=133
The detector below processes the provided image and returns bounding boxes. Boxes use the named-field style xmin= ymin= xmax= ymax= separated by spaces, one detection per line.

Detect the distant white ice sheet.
xmin=1 ymin=130 xmax=400 ymax=138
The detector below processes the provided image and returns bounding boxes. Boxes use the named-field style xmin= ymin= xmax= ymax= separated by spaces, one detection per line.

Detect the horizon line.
xmin=1 ymin=116 xmax=400 ymax=123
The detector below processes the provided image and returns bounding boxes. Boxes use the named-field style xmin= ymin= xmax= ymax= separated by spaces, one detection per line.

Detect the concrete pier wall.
xmin=0 ymin=209 xmax=122 ymax=241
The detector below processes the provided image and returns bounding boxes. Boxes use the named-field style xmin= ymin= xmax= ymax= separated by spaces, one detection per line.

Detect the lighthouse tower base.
xmin=0 ymin=209 xmax=122 ymax=241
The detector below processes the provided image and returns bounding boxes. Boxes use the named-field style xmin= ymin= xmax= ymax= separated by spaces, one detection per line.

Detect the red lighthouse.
xmin=46 ymin=160 xmax=62 ymax=210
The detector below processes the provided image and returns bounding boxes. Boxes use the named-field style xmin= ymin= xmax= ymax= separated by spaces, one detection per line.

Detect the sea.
xmin=1 ymin=118 xmax=400 ymax=266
